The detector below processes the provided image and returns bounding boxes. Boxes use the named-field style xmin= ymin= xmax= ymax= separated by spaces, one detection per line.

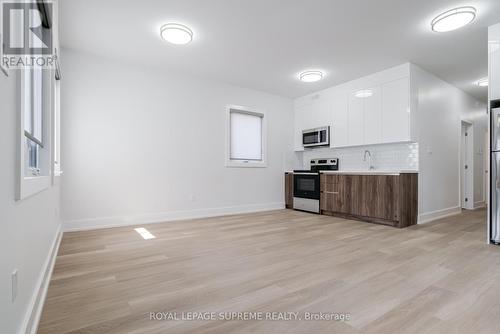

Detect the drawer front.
xmin=320 ymin=174 xmax=339 ymax=184
xmin=321 ymin=182 xmax=338 ymax=193
xmin=320 ymin=191 xmax=339 ymax=211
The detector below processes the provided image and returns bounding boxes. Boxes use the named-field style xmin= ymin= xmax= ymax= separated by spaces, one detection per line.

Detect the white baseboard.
xmin=20 ymin=224 xmax=63 ymax=334
xmin=417 ymin=206 xmax=462 ymax=224
xmin=64 ymin=202 xmax=285 ymax=232
xmin=474 ymin=201 xmax=486 ymax=209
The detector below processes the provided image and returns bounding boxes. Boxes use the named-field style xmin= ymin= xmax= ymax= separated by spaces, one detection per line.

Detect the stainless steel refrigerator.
xmin=491 ymin=105 xmax=500 ymax=244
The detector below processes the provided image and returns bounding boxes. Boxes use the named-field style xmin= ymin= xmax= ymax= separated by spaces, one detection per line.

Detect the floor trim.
xmin=474 ymin=201 xmax=486 ymax=209
xmin=20 ymin=224 xmax=63 ymax=334
xmin=64 ymin=202 xmax=285 ymax=232
xmin=417 ymin=206 xmax=462 ymax=224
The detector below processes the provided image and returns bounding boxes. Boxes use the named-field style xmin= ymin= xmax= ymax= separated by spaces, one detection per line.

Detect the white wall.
xmin=0 ymin=69 xmax=61 ymax=333
xmin=1 ymin=2 xmax=62 ymax=332
xmin=60 ymin=49 xmax=294 ymax=230
xmin=411 ymin=65 xmax=487 ymax=222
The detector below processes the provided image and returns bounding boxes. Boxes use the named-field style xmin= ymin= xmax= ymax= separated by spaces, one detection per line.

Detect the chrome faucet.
xmin=363 ymin=150 xmax=375 ymax=170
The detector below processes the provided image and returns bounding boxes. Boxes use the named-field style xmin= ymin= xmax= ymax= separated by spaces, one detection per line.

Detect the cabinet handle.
xmin=323 ymin=191 xmax=339 ymax=194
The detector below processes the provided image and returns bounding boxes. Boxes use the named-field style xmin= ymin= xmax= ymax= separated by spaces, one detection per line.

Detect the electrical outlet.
xmin=12 ymin=269 xmax=18 ymax=302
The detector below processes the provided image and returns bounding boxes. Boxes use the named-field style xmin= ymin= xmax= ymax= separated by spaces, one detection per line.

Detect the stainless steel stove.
xmin=293 ymin=158 xmax=339 ymax=213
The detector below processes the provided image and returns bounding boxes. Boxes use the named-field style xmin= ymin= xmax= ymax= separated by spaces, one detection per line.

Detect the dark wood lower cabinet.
xmin=285 ymin=173 xmax=293 ymax=209
xmin=320 ymin=173 xmax=418 ymax=228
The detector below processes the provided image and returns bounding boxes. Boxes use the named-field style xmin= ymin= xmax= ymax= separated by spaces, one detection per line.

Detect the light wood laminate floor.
xmin=39 ymin=209 xmax=500 ymax=334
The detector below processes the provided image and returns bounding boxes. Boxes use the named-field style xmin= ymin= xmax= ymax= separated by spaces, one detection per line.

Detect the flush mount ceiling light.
xmin=431 ymin=6 xmax=476 ymax=32
xmin=160 ymin=23 xmax=193 ymax=45
xmin=476 ymin=77 xmax=488 ymax=87
xmin=299 ymin=71 xmax=323 ymax=83
xmin=355 ymin=89 xmax=373 ymax=98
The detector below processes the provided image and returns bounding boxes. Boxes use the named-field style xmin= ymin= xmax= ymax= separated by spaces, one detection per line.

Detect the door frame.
xmin=460 ymin=121 xmax=474 ymax=210
xmin=484 ymin=130 xmax=489 ymax=209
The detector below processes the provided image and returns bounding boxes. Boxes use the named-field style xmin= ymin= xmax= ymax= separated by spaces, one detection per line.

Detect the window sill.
xmin=226 ymin=160 xmax=267 ymax=168
xmin=17 ymin=175 xmax=50 ymax=200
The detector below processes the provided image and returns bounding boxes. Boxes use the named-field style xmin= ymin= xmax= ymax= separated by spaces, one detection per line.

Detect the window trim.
xmin=52 ymin=78 xmax=62 ymax=181
xmin=16 ymin=69 xmax=51 ymax=200
xmin=225 ymin=105 xmax=267 ymax=168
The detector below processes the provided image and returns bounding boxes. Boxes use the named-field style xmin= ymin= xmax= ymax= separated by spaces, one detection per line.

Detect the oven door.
xmin=293 ymin=173 xmax=320 ymax=200
xmin=302 ymin=131 xmax=320 ymax=147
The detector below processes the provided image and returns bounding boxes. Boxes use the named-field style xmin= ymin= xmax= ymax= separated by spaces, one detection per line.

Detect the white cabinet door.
xmin=293 ymin=106 xmax=307 ymax=150
xmin=310 ymin=99 xmax=332 ymax=130
xmin=331 ymin=90 xmax=349 ymax=147
xmin=364 ymin=86 xmax=382 ymax=145
xmin=293 ymin=95 xmax=332 ymax=150
xmin=382 ymin=77 xmax=410 ymax=143
xmin=490 ymin=40 xmax=500 ymax=101
xmin=348 ymin=91 xmax=364 ymax=146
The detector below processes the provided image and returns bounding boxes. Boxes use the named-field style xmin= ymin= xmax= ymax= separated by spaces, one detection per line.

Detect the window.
xmin=14 ymin=1 xmax=58 ymax=200
xmin=17 ymin=66 xmax=52 ymax=200
xmin=226 ymin=106 xmax=266 ymax=168
xmin=24 ymin=67 xmax=44 ymax=176
xmin=53 ymin=78 xmax=62 ymax=177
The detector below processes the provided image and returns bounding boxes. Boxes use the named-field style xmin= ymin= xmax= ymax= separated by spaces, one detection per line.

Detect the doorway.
xmin=461 ymin=121 xmax=474 ymax=210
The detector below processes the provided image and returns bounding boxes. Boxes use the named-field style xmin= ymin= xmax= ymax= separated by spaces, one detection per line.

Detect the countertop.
xmin=286 ymin=170 xmax=418 ymax=175
xmin=320 ymin=170 xmax=418 ymax=175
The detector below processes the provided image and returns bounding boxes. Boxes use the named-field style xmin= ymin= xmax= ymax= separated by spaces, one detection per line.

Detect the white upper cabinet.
xmin=293 ymin=63 xmax=414 ymax=150
xmin=331 ymin=90 xmax=349 ymax=147
xmin=348 ymin=90 xmax=365 ymax=146
xmin=293 ymin=93 xmax=332 ymax=151
xmin=489 ymin=23 xmax=500 ymax=101
xmin=381 ymin=77 xmax=410 ymax=143
xmin=363 ymin=86 xmax=383 ymax=145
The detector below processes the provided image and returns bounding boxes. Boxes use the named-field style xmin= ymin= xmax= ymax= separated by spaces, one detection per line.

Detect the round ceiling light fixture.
xmin=299 ymin=70 xmax=323 ymax=83
xmin=160 ymin=23 xmax=193 ymax=45
xmin=431 ymin=6 xmax=476 ymax=32
xmin=476 ymin=77 xmax=488 ymax=87
xmin=355 ymin=89 xmax=373 ymax=98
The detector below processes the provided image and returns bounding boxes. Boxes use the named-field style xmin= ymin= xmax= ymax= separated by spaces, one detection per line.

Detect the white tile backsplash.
xmin=301 ymin=142 xmax=419 ymax=171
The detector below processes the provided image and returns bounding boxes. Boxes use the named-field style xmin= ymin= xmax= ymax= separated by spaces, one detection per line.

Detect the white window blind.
xmin=230 ymin=110 xmax=263 ymax=161
xmin=24 ymin=67 xmax=43 ymax=145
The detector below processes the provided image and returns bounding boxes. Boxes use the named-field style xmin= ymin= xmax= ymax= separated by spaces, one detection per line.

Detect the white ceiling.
xmin=60 ymin=0 xmax=500 ymax=101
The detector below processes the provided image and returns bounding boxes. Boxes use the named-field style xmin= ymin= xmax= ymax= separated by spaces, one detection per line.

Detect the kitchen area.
xmin=284 ymin=59 xmax=488 ymax=232
xmin=286 ymin=155 xmax=418 ymax=229
xmin=285 ymin=63 xmax=420 ymax=228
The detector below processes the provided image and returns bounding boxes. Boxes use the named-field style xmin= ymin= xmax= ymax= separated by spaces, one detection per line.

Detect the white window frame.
xmin=16 ymin=68 xmax=53 ymax=200
xmin=52 ymin=78 xmax=62 ymax=181
xmin=225 ymin=105 xmax=267 ymax=168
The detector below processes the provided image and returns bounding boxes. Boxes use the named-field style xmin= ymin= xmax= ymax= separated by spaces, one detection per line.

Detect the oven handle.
xmin=294 ymin=172 xmax=318 ymax=175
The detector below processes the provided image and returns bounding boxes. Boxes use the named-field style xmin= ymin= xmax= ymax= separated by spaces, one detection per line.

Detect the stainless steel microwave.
xmin=302 ymin=126 xmax=330 ymax=148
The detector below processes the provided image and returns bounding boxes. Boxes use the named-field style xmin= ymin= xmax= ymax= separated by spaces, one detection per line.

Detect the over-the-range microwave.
xmin=302 ymin=126 xmax=330 ymax=148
